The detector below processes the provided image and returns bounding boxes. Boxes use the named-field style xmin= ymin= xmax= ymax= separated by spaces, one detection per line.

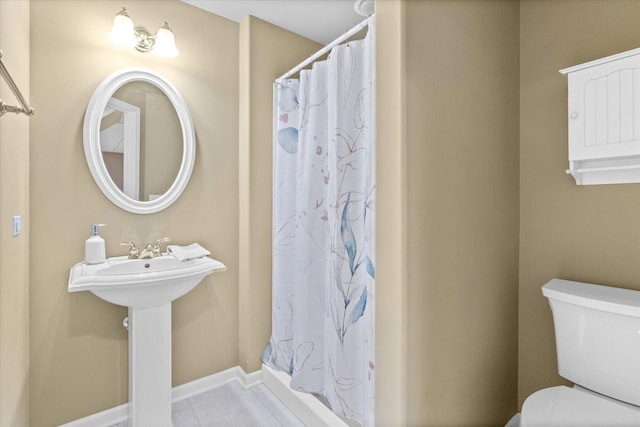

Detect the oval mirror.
xmin=83 ymin=68 xmax=195 ymax=214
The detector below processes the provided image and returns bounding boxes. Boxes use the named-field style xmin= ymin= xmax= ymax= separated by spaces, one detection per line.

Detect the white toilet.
xmin=520 ymin=278 xmax=640 ymax=426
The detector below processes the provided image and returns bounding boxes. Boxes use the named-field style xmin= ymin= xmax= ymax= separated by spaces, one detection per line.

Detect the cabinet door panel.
xmin=568 ymin=54 xmax=640 ymax=161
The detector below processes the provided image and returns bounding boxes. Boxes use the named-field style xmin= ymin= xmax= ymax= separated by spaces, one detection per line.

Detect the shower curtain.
xmin=262 ymin=17 xmax=375 ymax=427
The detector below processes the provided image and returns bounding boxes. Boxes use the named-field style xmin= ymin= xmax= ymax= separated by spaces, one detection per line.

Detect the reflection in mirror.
xmin=99 ymin=82 xmax=182 ymax=202
xmin=100 ymin=97 xmax=139 ymax=199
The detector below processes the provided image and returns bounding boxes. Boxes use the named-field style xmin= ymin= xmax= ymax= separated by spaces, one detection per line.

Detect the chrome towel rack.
xmin=0 ymin=50 xmax=34 ymax=117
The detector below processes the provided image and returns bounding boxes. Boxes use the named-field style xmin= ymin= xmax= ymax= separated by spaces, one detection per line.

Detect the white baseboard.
xmin=243 ymin=368 xmax=263 ymax=388
xmin=60 ymin=365 xmax=343 ymax=427
xmin=58 ymin=366 xmax=258 ymax=427
xmin=261 ymin=364 xmax=347 ymax=427
xmin=172 ymin=366 xmax=242 ymax=402
xmin=57 ymin=403 xmax=130 ymax=427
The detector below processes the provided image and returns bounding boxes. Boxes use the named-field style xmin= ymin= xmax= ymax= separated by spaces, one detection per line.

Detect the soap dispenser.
xmin=85 ymin=224 xmax=106 ymax=264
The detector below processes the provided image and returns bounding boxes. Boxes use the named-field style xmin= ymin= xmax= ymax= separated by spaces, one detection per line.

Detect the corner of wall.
xmin=238 ymin=14 xmax=252 ymax=373
xmin=374 ymin=0 xmax=408 ymax=424
xmin=237 ymin=15 xmax=321 ymax=374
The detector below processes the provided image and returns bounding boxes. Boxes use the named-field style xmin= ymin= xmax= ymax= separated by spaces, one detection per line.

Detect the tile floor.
xmin=112 ymin=380 xmax=305 ymax=427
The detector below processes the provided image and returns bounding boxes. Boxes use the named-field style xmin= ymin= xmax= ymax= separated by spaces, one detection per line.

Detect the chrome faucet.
xmin=120 ymin=238 xmax=169 ymax=259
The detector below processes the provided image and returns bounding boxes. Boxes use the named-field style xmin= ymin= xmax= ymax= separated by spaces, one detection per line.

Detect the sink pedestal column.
xmin=128 ymin=303 xmax=172 ymax=427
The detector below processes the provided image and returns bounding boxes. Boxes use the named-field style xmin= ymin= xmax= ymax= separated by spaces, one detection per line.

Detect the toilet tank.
xmin=543 ymin=279 xmax=640 ymax=406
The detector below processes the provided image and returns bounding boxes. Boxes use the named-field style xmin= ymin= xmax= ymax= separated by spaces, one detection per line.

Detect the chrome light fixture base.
xmin=133 ymin=26 xmax=154 ymax=53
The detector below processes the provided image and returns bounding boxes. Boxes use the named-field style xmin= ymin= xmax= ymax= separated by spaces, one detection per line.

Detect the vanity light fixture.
xmin=110 ymin=7 xmax=179 ymax=58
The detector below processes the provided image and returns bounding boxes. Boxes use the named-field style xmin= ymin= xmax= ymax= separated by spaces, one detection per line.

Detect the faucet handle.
xmin=120 ymin=241 xmax=139 ymax=259
xmin=152 ymin=237 xmax=170 ymax=257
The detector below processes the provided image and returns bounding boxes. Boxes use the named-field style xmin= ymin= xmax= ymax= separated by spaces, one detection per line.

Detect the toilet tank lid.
xmin=542 ymin=279 xmax=640 ymax=318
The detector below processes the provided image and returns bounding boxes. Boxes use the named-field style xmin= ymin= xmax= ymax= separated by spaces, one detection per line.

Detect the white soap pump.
xmin=85 ymin=224 xmax=106 ymax=264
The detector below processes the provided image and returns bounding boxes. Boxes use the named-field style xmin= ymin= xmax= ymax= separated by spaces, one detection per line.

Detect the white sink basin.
xmin=68 ymin=254 xmax=226 ymax=308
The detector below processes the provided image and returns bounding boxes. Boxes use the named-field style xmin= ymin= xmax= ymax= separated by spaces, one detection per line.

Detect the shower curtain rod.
xmin=278 ymin=15 xmax=373 ymax=81
xmin=0 ymin=50 xmax=34 ymax=117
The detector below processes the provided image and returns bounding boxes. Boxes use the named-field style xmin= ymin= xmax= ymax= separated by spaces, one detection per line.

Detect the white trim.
xmin=58 ymin=365 xmax=340 ymax=427
xmin=172 ymin=366 xmax=243 ymax=402
xmin=109 ymin=98 xmax=141 ymax=201
xmin=57 ymin=403 xmax=129 ymax=427
xmin=559 ymin=47 xmax=640 ymax=74
xmin=58 ymin=366 xmax=259 ymax=427
xmin=261 ymin=364 xmax=347 ymax=427
xmin=243 ymin=368 xmax=264 ymax=388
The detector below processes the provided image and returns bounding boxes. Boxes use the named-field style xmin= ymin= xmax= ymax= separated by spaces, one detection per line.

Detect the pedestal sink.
xmin=68 ymin=254 xmax=226 ymax=426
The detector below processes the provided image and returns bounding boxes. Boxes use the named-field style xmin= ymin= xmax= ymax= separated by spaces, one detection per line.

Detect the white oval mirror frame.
xmin=83 ymin=68 xmax=195 ymax=214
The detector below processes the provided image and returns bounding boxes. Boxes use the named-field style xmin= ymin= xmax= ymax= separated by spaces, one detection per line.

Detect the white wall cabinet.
xmin=560 ymin=47 xmax=640 ymax=185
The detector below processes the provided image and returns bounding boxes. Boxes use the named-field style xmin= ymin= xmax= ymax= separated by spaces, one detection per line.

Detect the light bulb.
xmin=110 ymin=8 xmax=136 ymax=48
xmin=154 ymin=23 xmax=179 ymax=58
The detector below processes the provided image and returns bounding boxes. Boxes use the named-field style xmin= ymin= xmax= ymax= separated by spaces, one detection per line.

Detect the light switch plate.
xmin=13 ymin=215 xmax=21 ymax=237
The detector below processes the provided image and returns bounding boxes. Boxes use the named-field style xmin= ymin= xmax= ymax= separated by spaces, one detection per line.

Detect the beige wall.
xmin=376 ymin=1 xmax=520 ymax=424
xmin=238 ymin=16 xmax=320 ymax=373
xmin=0 ymin=1 xmax=30 ymax=425
xmin=519 ymin=0 xmax=640 ymax=407
xmin=405 ymin=0 xmax=520 ymax=424
xmin=29 ymin=1 xmax=238 ymax=425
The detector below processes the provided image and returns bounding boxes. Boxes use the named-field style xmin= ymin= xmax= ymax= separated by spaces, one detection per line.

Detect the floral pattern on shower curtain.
xmin=262 ymin=17 xmax=375 ymax=427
